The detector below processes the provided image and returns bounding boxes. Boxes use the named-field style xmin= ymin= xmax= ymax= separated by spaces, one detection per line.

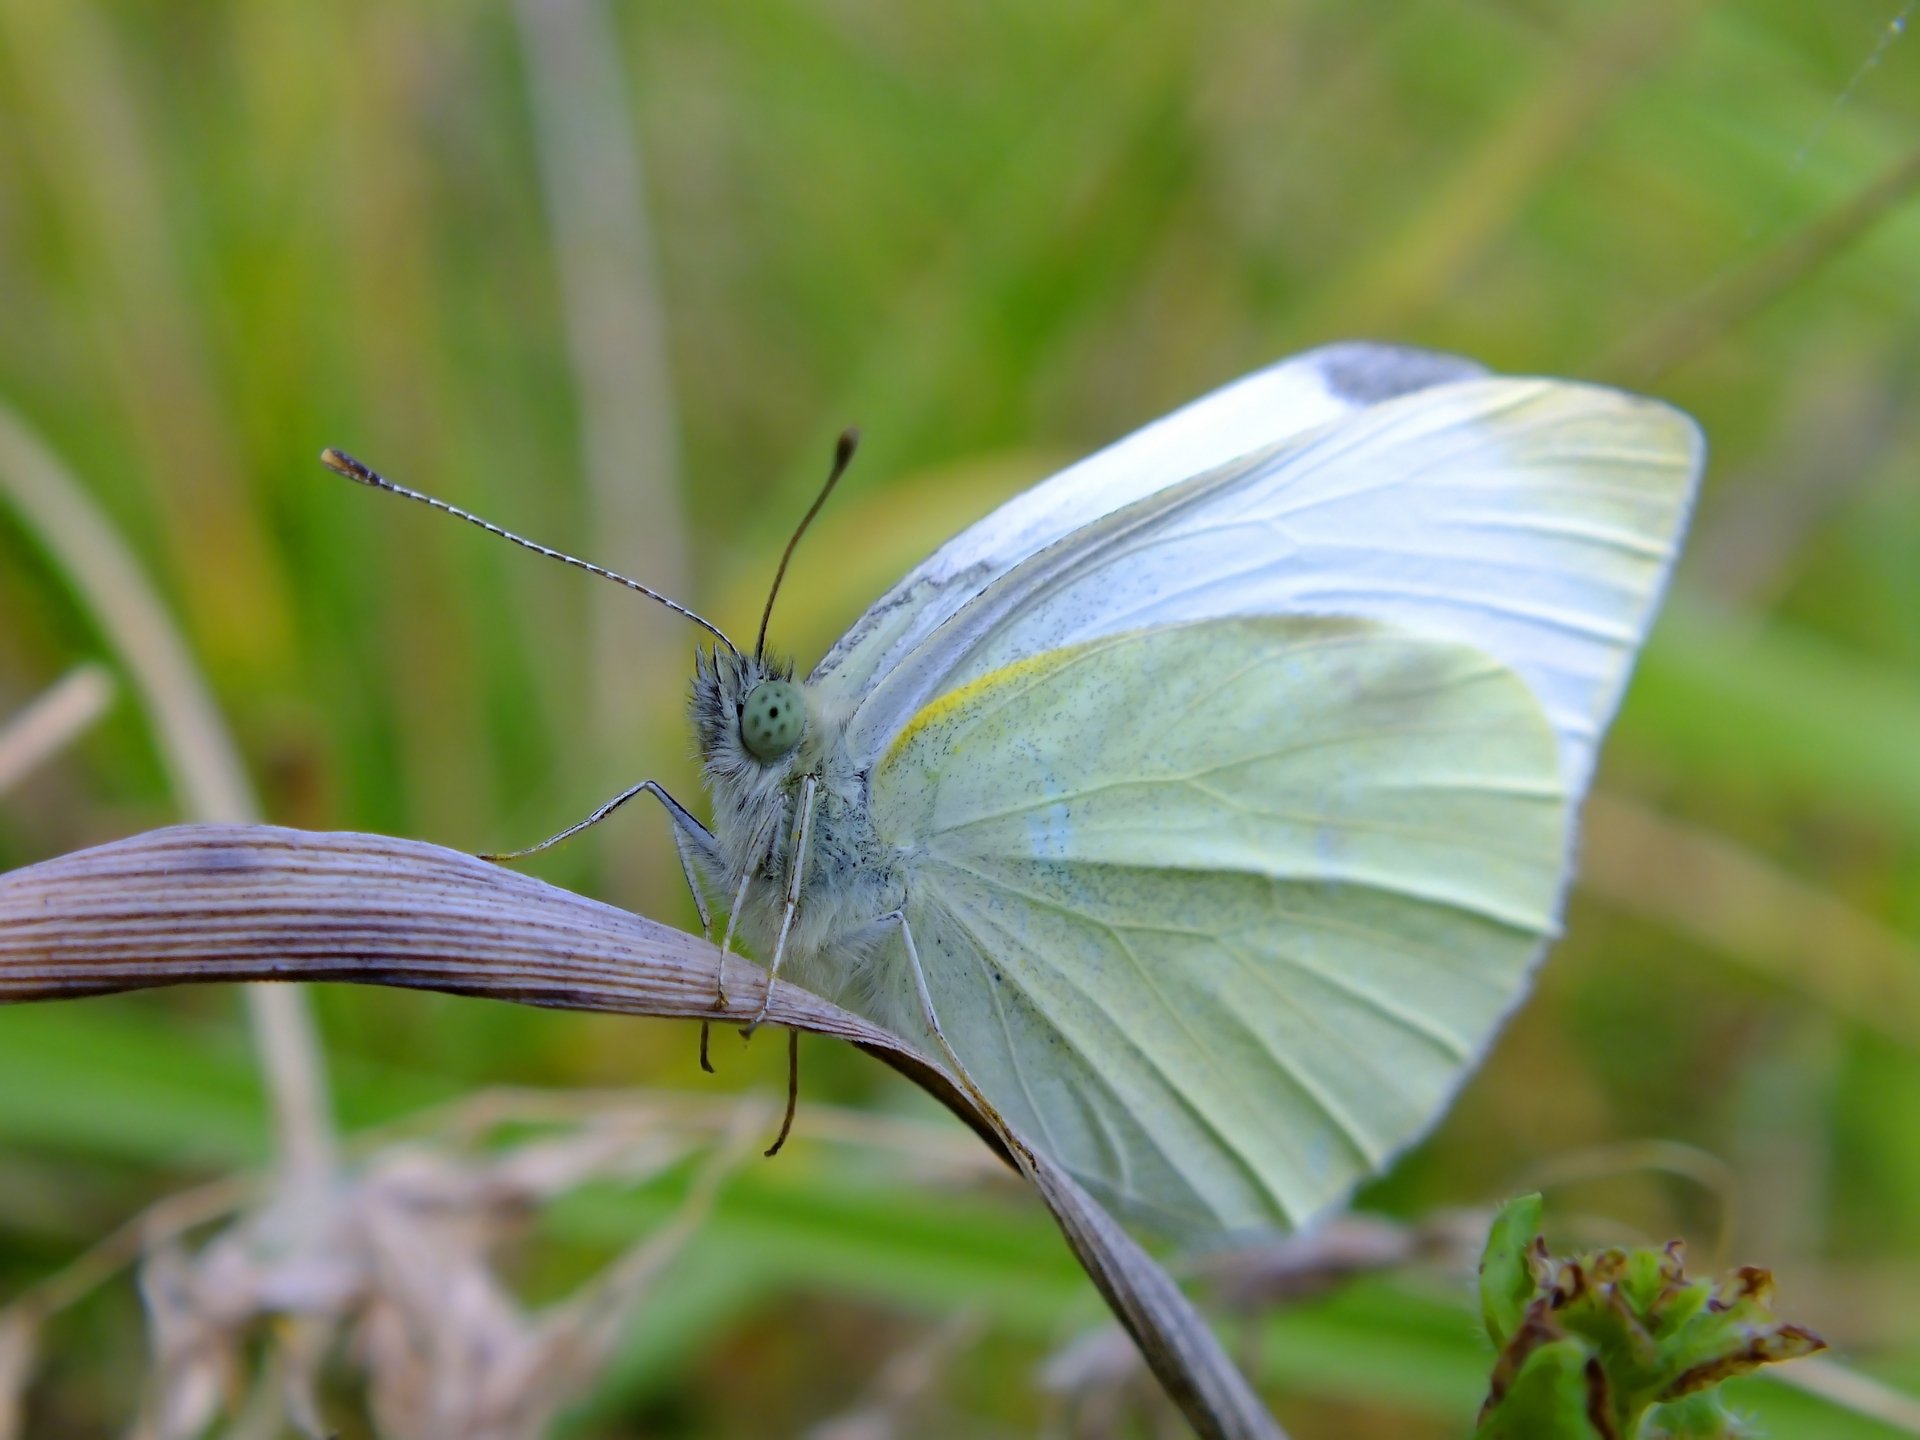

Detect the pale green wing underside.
xmin=869 ymin=615 xmax=1569 ymax=1242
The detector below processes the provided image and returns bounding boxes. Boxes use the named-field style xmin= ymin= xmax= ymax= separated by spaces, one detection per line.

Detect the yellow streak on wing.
xmin=881 ymin=642 xmax=1086 ymax=766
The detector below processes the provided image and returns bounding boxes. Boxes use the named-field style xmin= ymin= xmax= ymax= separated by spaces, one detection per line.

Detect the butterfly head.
xmin=692 ymin=646 xmax=814 ymax=783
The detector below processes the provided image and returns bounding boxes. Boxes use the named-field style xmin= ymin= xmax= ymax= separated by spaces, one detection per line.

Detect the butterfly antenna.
xmin=756 ymin=427 xmax=859 ymax=661
xmin=319 ymin=448 xmax=739 ymax=658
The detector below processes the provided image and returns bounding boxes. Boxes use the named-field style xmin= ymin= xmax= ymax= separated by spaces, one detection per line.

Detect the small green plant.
xmin=1475 ymin=1194 xmax=1826 ymax=1439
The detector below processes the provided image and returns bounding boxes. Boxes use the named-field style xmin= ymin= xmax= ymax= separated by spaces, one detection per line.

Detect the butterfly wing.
xmin=845 ymin=377 xmax=1700 ymax=795
xmin=810 ymin=342 xmax=1487 ymax=703
xmin=869 ymin=616 xmax=1568 ymax=1239
xmin=837 ymin=369 xmax=1700 ymax=1240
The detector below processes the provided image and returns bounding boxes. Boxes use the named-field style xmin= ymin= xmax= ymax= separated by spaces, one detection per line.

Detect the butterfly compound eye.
xmin=740 ymin=679 xmax=806 ymax=761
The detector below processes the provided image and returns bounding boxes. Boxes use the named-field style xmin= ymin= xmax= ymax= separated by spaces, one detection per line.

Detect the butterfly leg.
xmin=662 ymin=811 xmax=726 ymax=1070
xmin=715 ymin=792 xmax=790 ymax=1024
xmin=648 ymin=806 xmax=735 ymax=1071
xmin=665 ymin=825 xmax=715 ymax=941
xmin=482 ymin=778 xmax=723 ymax=991
xmin=763 ymin=1029 xmax=801 ymax=1159
xmin=746 ymin=772 xmax=818 ymax=1036
xmin=878 ymin=909 xmax=987 ymax=1101
xmin=712 ymin=863 xmax=755 ymax=1029
xmin=480 ymin=779 xmax=720 ymax=875
xmin=477 ymin=781 xmax=734 ymax=1070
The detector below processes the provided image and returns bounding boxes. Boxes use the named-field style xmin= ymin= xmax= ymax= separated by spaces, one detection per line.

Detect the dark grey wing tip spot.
xmin=1313 ymin=342 xmax=1489 ymax=406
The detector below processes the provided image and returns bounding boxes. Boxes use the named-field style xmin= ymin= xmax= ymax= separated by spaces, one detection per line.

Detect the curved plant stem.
xmin=0 ymin=665 xmax=114 ymax=797
xmin=1601 ymin=142 xmax=1920 ymax=383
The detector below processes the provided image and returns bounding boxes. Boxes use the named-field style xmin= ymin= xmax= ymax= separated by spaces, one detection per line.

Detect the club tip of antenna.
xmin=835 ymin=427 xmax=860 ymax=465
xmin=319 ymin=447 xmax=372 ymax=483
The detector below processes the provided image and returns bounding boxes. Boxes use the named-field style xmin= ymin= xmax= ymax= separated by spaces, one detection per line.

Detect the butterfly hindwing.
xmin=869 ymin=615 xmax=1568 ymax=1240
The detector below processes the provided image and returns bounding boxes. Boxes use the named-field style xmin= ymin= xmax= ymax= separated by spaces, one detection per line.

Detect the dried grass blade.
xmin=0 ymin=823 xmax=1284 ymax=1440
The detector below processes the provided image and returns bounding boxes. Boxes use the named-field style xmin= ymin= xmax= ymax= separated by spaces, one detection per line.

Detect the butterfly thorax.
xmin=690 ymin=647 xmax=903 ymax=1004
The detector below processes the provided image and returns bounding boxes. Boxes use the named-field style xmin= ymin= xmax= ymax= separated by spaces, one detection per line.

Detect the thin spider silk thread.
xmin=1748 ymin=1 xmax=1914 ymax=241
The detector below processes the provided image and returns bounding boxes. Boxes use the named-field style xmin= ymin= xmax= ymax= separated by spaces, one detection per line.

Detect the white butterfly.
xmin=326 ymin=342 xmax=1702 ymax=1244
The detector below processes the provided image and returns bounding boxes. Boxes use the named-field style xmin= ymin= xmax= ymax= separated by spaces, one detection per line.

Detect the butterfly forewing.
xmin=869 ymin=616 xmax=1568 ymax=1240
xmin=842 ymin=378 xmax=1700 ymax=797
xmin=810 ymin=343 xmax=1488 ymax=704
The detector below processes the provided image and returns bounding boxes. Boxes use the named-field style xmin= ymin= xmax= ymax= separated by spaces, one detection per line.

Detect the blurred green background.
xmin=2 ymin=1 xmax=1919 ymax=1435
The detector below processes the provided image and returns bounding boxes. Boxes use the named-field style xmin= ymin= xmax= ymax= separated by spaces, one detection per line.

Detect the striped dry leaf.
xmin=0 ymin=823 xmax=1284 ymax=1440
